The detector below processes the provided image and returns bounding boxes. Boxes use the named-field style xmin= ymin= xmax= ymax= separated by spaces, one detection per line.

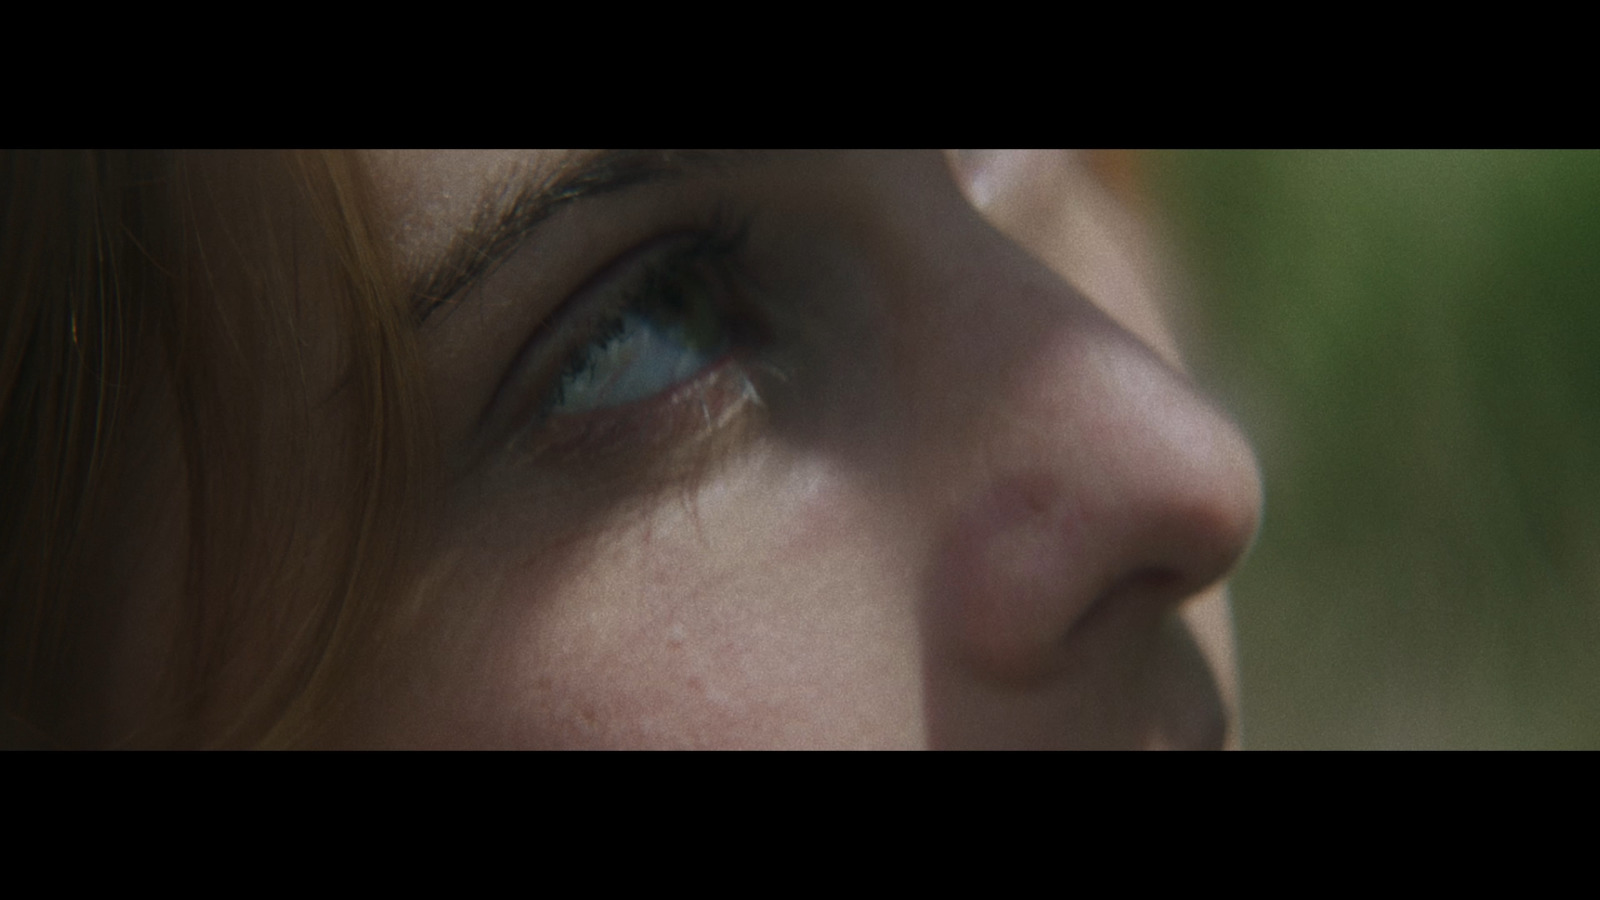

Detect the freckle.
xmin=581 ymin=705 xmax=598 ymax=725
xmin=687 ymin=676 xmax=704 ymax=694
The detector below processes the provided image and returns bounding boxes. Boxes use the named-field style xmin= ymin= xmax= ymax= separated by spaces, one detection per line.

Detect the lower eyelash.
xmin=521 ymin=354 xmax=770 ymax=466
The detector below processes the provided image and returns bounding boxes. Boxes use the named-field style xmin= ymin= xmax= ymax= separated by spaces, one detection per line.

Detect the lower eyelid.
xmin=516 ymin=354 xmax=767 ymax=466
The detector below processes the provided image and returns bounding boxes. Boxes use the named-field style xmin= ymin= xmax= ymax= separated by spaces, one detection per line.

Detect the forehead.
xmin=364 ymin=150 xmax=560 ymax=275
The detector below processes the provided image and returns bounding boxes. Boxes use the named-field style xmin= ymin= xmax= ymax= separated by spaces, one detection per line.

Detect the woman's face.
xmin=326 ymin=150 xmax=1260 ymax=749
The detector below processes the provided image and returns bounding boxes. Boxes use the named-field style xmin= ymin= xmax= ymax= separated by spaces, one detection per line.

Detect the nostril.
xmin=1109 ymin=567 xmax=1187 ymax=605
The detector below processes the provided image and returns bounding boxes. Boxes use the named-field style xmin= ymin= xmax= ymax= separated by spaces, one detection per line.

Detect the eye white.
xmin=551 ymin=312 xmax=721 ymax=415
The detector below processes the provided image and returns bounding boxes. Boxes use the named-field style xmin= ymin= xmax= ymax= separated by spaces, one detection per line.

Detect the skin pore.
xmin=252 ymin=150 xmax=1264 ymax=750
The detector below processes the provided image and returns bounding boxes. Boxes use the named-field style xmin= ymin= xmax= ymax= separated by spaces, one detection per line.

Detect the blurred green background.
xmin=1149 ymin=150 xmax=1600 ymax=749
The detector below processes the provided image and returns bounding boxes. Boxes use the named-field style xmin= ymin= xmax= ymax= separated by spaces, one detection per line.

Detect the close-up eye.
xmin=495 ymin=211 xmax=774 ymax=464
xmin=543 ymin=227 xmax=747 ymax=418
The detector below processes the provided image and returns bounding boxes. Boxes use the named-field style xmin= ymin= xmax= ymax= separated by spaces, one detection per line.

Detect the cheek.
xmin=388 ymin=443 xmax=925 ymax=750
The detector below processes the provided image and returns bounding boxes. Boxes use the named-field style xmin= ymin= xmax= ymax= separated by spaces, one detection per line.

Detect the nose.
xmin=874 ymin=163 xmax=1263 ymax=744
xmin=923 ymin=324 xmax=1262 ymax=680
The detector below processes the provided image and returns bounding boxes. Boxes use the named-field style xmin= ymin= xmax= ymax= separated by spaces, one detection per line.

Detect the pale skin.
xmin=270 ymin=149 xmax=1264 ymax=749
xmin=81 ymin=149 xmax=1254 ymax=749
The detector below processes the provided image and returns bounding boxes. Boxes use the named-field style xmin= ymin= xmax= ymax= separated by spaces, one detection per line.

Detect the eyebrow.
xmin=408 ymin=149 xmax=762 ymax=325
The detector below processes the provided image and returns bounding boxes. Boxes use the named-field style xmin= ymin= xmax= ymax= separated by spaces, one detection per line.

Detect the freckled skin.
xmin=319 ymin=150 xmax=1262 ymax=750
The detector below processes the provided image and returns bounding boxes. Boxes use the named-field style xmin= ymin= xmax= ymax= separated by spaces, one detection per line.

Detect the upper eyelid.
xmin=409 ymin=151 xmax=770 ymax=327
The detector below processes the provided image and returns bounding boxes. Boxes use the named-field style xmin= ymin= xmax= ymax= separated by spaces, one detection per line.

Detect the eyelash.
xmin=516 ymin=211 xmax=767 ymax=458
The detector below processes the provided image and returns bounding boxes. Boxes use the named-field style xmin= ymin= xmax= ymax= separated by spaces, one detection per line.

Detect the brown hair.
xmin=0 ymin=150 xmax=432 ymax=747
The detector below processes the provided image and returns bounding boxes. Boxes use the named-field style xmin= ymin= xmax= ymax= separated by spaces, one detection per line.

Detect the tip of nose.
xmin=1167 ymin=417 xmax=1264 ymax=598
